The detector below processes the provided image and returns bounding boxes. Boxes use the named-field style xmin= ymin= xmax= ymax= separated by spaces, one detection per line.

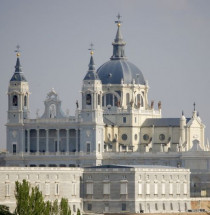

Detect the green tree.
xmin=0 ymin=205 xmax=14 ymax=215
xmin=14 ymin=179 xmax=46 ymax=215
xmin=60 ymin=198 xmax=71 ymax=215
xmin=76 ymin=209 xmax=80 ymax=215
xmin=14 ymin=180 xmax=72 ymax=215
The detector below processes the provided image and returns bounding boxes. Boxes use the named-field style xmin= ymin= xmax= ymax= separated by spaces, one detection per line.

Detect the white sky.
xmin=0 ymin=0 xmax=210 ymax=149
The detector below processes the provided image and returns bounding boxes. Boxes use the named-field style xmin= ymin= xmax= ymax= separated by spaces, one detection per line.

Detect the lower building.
xmin=0 ymin=165 xmax=191 ymax=214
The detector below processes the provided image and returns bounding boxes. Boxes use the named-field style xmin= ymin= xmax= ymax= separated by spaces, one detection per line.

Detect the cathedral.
xmin=4 ymin=16 xmax=210 ymax=197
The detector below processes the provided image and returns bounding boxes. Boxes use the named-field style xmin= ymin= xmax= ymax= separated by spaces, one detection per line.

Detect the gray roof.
xmin=97 ymin=59 xmax=145 ymax=85
xmin=83 ymin=55 xmax=100 ymax=80
xmin=10 ymin=58 xmax=27 ymax=82
xmin=142 ymin=118 xmax=191 ymax=127
xmin=85 ymin=164 xmax=182 ymax=169
xmin=103 ymin=116 xmax=115 ymax=126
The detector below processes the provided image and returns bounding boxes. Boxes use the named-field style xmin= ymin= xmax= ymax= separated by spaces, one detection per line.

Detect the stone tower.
xmin=79 ymin=48 xmax=104 ymax=165
xmin=6 ymin=49 xmax=30 ymax=154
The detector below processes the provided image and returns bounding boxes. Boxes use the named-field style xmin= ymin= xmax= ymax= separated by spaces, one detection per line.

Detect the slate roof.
xmin=10 ymin=58 xmax=27 ymax=82
xmin=142 ymin=118 xmax=191 ymax=127
xmin=85 ymin=164 xmax=182 ymax=169
xmin=103 ymin=116 xmax=115 ymax=126
xmin=83 ymin=55 xmax=100 ymax=80
xmin=97 ymin=59 xmax=145 ymax=85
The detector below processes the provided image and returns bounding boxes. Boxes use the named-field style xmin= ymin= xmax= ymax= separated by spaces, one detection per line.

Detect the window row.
xmin=138 ymin=182 xmax=188 ymax=195
xmin=86 ymin=182 xmax=127 ymax=195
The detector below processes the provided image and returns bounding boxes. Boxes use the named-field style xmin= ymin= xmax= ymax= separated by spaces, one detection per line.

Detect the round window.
xmin=134 ymin=134 xmax=138 ymax=140
xmin=143 ymin=134 xmax=149 ymax=141
xmin=122 ymin=134 xmax=127 ymax=141
xmin=159 ymin=134 xmax=165 ymax=141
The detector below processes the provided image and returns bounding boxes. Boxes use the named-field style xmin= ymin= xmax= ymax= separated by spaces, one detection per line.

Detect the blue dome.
xmin=97 ymin=59 xmax=145 ymax=85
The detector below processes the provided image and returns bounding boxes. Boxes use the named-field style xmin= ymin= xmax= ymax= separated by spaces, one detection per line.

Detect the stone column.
xmin=36 ymin=129 xmax=39 ymax=154
xmin=46 ymin=129 xmax=49 ymax=153
xmin=66 ymin=129 xmax=69 ymax=154
xmin=126 ymin=145 xmax=129 ymax=152
xmin=27 ymin=129 xmax=30 ymax=154
xmin=57 ymin=129 xmax=60 ymax=153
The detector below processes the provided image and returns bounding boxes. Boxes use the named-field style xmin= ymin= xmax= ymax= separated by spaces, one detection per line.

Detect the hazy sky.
xmin=0 ymin=0 xmax=210 ymax=149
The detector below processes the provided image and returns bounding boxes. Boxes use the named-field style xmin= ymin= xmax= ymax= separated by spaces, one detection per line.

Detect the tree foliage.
xmin=14 ymin=180 xmax=72 ymax=215
xmin=0 ymin=205 xmax=14 ymax=215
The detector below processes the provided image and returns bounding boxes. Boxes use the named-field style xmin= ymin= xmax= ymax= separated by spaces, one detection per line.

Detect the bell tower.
xmin=6 ymin=46 xmax=30 ymax=153
xmin=80 ymin=45 xmax=104 ymax=165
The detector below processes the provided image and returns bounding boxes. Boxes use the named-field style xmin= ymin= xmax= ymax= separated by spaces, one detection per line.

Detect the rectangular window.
xmin=98 ymin=143 xmax=100 ymax=153
xmin=169 ymin=183 xmax=173 ymax=195
xmin=87 ymin=204 xmax=92 ymax=211
xmin=86 ymin=183 xmax=93 ymax=195
xmin=123 ymin=117 xmax=126 ymax=123
xmin=177 ymin=183 xmax=180 ymax=194
xmin=55 ymin=183 xmax=59 ymax=195
xmin=138 ymin=183 xmax=142 ymax=195
xmin=184 ymin=183 xmax=187 ymax=194
xmin=103 ymin=183 xmax=110 ymax=195
xmin=170 ymin=203 xmax=173 ymax=211
xmin=122 ymin=203 xmax=126 ymax=211
xmin=146 ymin=183 xmax=150 ymax=195
xmin=154 ymin=183 xmax=158 ymax=195
xmin=162 ymin=183 xmax=165 ymax=195
xmin=13 ymin=144 xmax=16 ymax=154
xmin=87 ymin=143 xmax=90 ymax=153
xmin=72 ymin=183 xmax=76 ymax=196
xmin=163 ymin=203 xmax=165 ymax=211
xmin=45 ymin=183 xmax=50 ymax=196
xmin=120 ymin=183 xmax=127 ymax=194
xmin=139 ymin=203 xmax=142 ymax=211
xmin=5 ymin=184 xmax=10 ymax=197
xmin=73 ymin=205 xmax=76 ymax=212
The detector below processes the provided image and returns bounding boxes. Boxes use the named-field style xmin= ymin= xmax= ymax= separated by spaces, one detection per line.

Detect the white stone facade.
xmin=0 ymin=165 xmax=191 ymax=214
xmin=0 ymin=167 xmax=83 ymax=213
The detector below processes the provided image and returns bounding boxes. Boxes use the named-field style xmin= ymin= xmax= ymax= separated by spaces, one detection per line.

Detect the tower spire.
xmin=83 ymin=43 xmax=99 ymax=80
xmin=10 ymin=45 xmax=27 ymax=82
xmin=88 ymin=43 xmax=95 ymax=71
xmin=111 ymin=13 xmax=126 ymax=60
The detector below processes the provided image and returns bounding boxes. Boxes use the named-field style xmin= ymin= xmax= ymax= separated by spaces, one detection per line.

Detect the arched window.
xmin=136 ymin=94 xmax=144 ymax=107
xmin=102 ymin=93 xmax=119 ymax=107
xmin=12 ymin=95 xmax=18 ymax=106
xmin=141 ymin=95 xmax=144 ymax=107
xmin=86 ymin=94 xmax=91 ymax=105
xmin=98 ymin=94 xmax=100 ymax=106
xmin=126 ymin=93 xmax=130 ymax=105
xmin=24 ymin=95 xmax=27 ymax=106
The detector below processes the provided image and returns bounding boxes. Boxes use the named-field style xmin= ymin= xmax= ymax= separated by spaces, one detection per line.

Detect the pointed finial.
xmin=15 ymin=45 xmax=21 ymax=57
xmin=88 ymin=43 xmax=94 ymax=55
xmin=115 ymin=13 xmax=122 ymax=27
xmin=182 ymin=110 xmax=184 ymax=116
xmin=193 ymin=102 xmax=196 ymax=111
